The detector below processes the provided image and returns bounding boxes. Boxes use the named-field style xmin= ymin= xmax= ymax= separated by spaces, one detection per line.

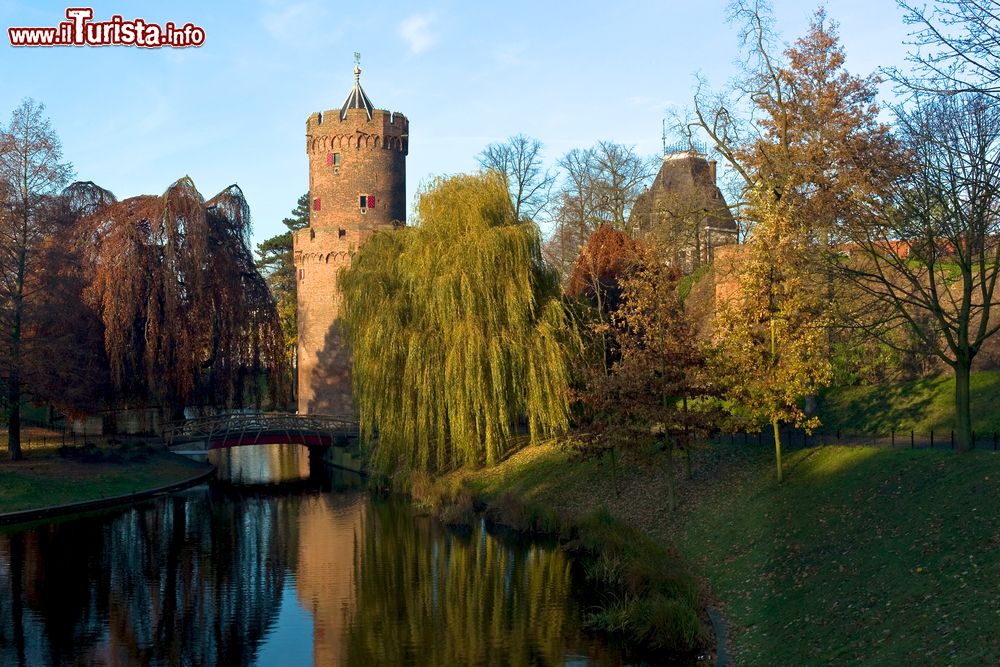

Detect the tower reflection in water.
xmin=0 ymin=444 xmax=623 ymax=666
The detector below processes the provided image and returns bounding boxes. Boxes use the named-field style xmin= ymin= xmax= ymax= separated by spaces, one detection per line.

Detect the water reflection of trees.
xmin=0 ymin=462 xmax=622 ymax=666
xmin=0 ymin=489 xmax=297 ymax=667
xmin=344 ymin=500 xmax=605 ymax=666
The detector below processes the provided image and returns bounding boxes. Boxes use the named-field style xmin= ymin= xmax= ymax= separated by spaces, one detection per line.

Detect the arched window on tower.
xmin=327 ymin=152 xmax=341 ymax=172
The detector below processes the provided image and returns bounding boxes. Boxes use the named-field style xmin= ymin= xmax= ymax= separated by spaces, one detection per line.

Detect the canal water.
xmin=0 ymin=444 xmax=635 ymax=666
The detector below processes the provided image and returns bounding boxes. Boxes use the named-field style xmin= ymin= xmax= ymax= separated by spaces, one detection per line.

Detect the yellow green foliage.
xmin=339 ymin=172 xmax=577 ymax=472
xmin=715 ymin=194 xmax=832 ymax=481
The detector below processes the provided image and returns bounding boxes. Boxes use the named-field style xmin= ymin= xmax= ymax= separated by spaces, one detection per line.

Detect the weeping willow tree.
xmin=69 ymin=178 xmax=287 ymax=415
xmin=340 ymin=172 xmax=576 ymax=471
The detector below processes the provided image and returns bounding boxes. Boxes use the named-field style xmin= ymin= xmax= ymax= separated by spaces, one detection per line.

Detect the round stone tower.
xmin=293 ymin=64 xmax=408 ymax=415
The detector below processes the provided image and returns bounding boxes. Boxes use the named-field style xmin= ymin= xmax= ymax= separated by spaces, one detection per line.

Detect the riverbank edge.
xmin=0 ymin=455 xmax=216 ymax=526
xmin=407 ymin=465 xmax=722 ymax=666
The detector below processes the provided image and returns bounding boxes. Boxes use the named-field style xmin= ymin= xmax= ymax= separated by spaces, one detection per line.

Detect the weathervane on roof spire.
xmin=354 ymin=51 xmax=361 ymax=81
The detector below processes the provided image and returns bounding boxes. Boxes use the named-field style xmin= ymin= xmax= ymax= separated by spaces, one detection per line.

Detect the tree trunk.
xmin=772 ymin=417 xmax=783 ymax=483
xmin=7 ymin=377 xmax=22 ymax=461
xmin=770 ymin=316 xmax=781 ymax=482
xmin=955 ymin=361 xmax=973 ymax=453
xmin=665 ymin=436 xmax=676 ymax=513
xmin=7 ymin=246 xmax=25 ymax=461
xmin=682 ymin=396 xmax=693 ymax=478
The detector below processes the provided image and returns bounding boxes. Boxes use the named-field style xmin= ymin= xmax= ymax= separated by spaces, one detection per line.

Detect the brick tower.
xmin=293 ymin=63 xmax=408 ymax=415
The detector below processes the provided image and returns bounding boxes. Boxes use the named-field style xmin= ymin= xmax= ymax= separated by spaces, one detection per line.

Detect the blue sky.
xmin=0 ymin=1 xmax=913 ymax=248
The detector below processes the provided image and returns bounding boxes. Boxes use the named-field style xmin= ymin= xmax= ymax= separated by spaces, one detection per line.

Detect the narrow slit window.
xmin=359 ymin=195 xmax=368 ymax=209
xmin=333 ymin=153 xmax=341 ymax=167
xmin=338 ymin=228 xmax=346 ymax=238
xmin=298 ymin=268 xmax=304 ymax=281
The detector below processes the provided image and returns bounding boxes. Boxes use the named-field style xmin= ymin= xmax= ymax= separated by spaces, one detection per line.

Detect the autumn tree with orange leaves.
xmin=678 ymin=5 xmax=895 ymax=479
xmin=569 ymin=227 xmax=719 ymax=505
xmin=566 ymin=224 xmax=643 ymax=319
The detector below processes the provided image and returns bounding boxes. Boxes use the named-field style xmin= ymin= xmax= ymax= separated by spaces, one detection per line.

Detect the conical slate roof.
xmin=340 ymin=65 xmax=374 ymax=121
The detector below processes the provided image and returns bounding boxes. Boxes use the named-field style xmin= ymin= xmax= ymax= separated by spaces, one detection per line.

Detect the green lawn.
xmin=673 ymin=445 xmax=1000 ymax=665
xmin=0 ymin=448 xmax=210 ymax=515
xmin=818 ymin=369 xmax=1000 ymax=436
xmin=452 ymin=439 xmax=1000 ymax=665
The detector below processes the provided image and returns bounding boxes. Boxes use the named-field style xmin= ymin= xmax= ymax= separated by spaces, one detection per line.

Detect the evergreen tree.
xmin=255 ymin=193 xmax=308 ymax=363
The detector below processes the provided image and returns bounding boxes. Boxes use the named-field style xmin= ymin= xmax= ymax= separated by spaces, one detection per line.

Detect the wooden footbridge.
xmin=164 ymin=413 xmax=360 ymax=452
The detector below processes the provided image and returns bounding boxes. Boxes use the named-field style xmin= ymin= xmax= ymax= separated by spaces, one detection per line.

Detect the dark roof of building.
xmin=634 ymin=151 xmax=739 ymax=233
xmin=340 ymin=65 xmax=374 ymax=121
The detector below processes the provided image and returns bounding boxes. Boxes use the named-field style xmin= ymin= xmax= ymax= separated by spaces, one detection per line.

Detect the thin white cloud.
xmin=398 ymin=14 xmax=435 ymax=55
xmin=261 ymin=1 xmax=316 ymax=43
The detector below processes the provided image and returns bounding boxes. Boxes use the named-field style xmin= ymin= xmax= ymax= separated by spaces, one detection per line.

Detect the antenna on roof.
xmin=663 ymin=139 xmax=707 ymax=156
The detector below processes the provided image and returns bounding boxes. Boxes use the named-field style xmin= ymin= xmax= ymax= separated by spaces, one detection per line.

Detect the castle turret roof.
xmin=340 ymin=64 xmax=374 ymax=121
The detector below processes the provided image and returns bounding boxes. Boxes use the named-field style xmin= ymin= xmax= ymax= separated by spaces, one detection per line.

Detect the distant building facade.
xmin=293 ymin=65 xmax=408 ymax=415
xmin=629 ymin=150 xmax=738 ymax=273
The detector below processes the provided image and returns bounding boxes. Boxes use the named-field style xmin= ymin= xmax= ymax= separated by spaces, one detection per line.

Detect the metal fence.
xmin=711 ymin=428 xmax=1000 ymax=451
xmin=0 ymin=424 xmax=128 ymax=451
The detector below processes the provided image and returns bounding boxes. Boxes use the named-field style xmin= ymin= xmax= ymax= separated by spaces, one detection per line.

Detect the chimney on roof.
xmin=709 ymin=159 xmax=717 ymax=184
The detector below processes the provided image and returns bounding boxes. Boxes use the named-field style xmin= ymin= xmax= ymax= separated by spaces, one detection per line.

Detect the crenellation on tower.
xmin=293 ymin=63 xmax=407 ymax=416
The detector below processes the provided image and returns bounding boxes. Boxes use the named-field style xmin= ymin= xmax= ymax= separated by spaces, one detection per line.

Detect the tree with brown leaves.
xmin=566 ymin=224 xmax=643 ymax=318
xmin=686 ymin=5 xmax=895 ymax=243
xmin=72 ymin=178 xmax=287 ymax=418
xmin=575 ymin=241 xmax=718 ymax=507
xmin=676 ymin=6 xmax=894 ymax=477
xmin=0 ymin=99 xmax=73 ymax=460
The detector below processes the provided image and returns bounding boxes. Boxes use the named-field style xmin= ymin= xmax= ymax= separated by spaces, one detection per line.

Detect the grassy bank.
xmin=818 ymin=369 xmax=1000 ymax=435
xmin=674 ymin=445 xmax=1000 ymax=665
xmin=414 ymin=444 xmax=710 ymax=661
xmin=429 ymin=439 xmax=1000 ymax=665
xmin=0 ymin=443 xmax=211 ymax=516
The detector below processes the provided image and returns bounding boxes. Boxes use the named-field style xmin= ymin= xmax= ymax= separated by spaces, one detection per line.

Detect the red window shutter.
xmin=326 ymin=153 xmax=333 ymax=166
xmin=314 ymin=198 xmax=320 ymax=211
xmin=368 ymin=195 xmax=376 ymax=208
